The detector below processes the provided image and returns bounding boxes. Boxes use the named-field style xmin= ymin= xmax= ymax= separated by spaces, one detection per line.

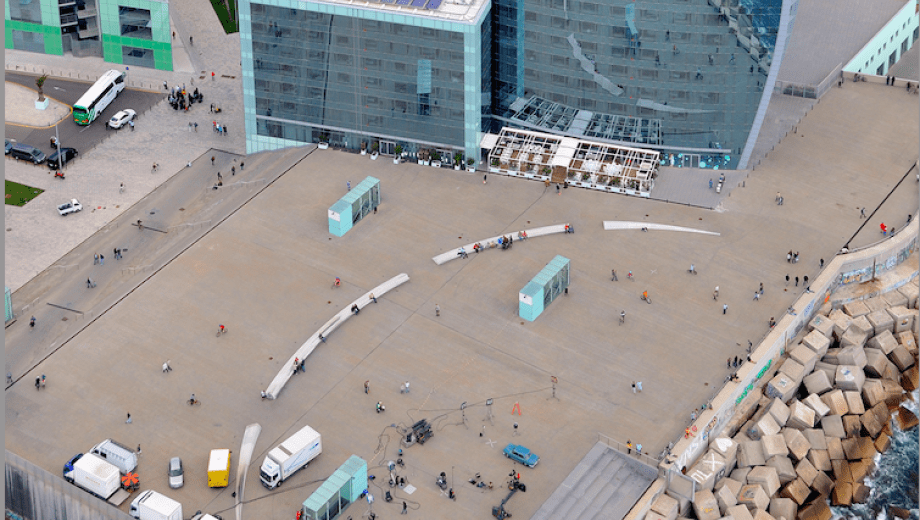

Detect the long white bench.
xmin=264 ymin=273 xmax=410 ymax=399
xmin=603 ymin=221 xmax=720 ymax=236
xmin=431 ymin=224 xmax=571 ymax=265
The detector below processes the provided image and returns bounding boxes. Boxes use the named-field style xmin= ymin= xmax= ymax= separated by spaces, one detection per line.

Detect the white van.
xmin=91 ymin=439 xmax=138 ymax=473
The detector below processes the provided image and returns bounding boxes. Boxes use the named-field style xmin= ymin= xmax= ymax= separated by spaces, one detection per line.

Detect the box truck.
xmin=66 ymin=453 xmax=120 ymax=499
xmin=91 ymin=439 xmax=138 ymax=473
xmin=208 ymin=449 xmax=231 ymax=488
xmin=129 ymin=490 xmax=182 ymax=520
xmin=259 ymin=425 xmax=323 ymax=489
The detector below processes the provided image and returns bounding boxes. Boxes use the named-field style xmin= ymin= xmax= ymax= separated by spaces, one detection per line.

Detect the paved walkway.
xmin=4 ymin=83 xmax=71 ymax=127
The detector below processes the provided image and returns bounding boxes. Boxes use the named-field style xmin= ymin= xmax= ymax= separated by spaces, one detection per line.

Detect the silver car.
xmin=168 ymin=457 xmax=184 ymax=488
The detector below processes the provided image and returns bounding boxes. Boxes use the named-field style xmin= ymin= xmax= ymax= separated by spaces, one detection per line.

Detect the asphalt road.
xmin=5 ymin=73 xmax=166 ymax=166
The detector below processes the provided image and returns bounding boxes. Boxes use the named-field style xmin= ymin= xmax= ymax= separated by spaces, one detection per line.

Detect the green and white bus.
xmin=73 ymin=69 xmax=126 ymax=125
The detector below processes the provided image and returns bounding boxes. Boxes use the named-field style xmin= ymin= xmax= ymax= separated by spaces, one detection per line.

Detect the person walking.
xmin=35 ymin=377 xmax=41 ymax=390
xmin=795 ymin=276 xmax=799 ymax=287
xmin=859 ymin=207 xmax=866 ymax=219
xmin=759 ymin=282 xmax=764 ymax=295
xmin=636 ymin=381 xmax=642 ymax=392
xmin=819 ymin=258 xmax=824 ymax=268
xmin=163 ymin=360 xmax=172 ymax=372
xmin=137 ymin=444 xmax=142 ymax=455
xmin=41 ymin=374 xmax=46 ymax=389
xmin=632 ymin=381 xmax=637 ymax=394
xmin=231 ymin=166 xmax=236 ymax=176
xmin=785 ymin=274 xmax=790 ymax=286
xmin=611 ymin=269 xmax=618 ymax=281
xmin=99 ymin=254 xmax=104 ymax=266
xmin=346 ymin=181 xmax=351 ymax=191
xmin=626 ymin=440 xmax=632 ymax=454
xmin=753 ymin=291 xmax=760 ymax=301
xmin=620 ymin=310 xmax=626 ymax=325
xmin=369 ymin=293 xmax=377 ymax=304
xmin=364 ymin=381 xmax=370 ymax=394
xmin=126 ymin=412 xmax=132 ymax=424
xmin=402 ymin=381 xmax=411 ymax=394
xmin=217 ymin=171 xmax=223 ymax=182
xmin=435 ymin=304 xmax=440 ymax=317
xmin=94 ymin=253 xmax=99 ymax=265
xmin=803 ymin=275 xmax=809 ymax=286
xmin=786 ymin=251 xmax=791 ymax=263
xmin=30 ymin=316 xmax=36 ymax=328
xmin=483 ymin=174 xmax=487 ymax=184
xmin=402 ymin=501 xmax=408 ymax=514
xmin=723 ymin=304 xmax=728 ymax=314
xmin=129 ymin=120 xmax=135 ymax=131
xmin=713 ymin=286 xmax=719 ymax=301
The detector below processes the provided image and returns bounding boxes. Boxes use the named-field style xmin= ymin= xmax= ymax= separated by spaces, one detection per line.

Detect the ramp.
xmin=531 ymin=442 xmax=657 ymax=520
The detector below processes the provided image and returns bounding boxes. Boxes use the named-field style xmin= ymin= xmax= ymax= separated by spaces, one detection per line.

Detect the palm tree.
xmin=36 ymin=75 xmax=49 ymax=102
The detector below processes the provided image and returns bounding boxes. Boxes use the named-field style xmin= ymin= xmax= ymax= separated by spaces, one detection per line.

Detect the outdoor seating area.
xmin=483 ymin=127 xmax=660 ymax=197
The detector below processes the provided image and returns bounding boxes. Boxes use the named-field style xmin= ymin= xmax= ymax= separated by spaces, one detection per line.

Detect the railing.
xmin=597 ymin=433 xmax=660 ymax=469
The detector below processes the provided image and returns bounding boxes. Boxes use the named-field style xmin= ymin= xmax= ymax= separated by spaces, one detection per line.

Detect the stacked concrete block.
xmin=752 ymin=508 xmax=777 ymax=520
xmin=808 ymin=315 xmax=835 ymax=339
xmin=714 ymin=480 xmax=738 ymax=513
xmin=786 ymin=401 xmax=816 ymax=430
xmin=690 ymin=451 xmax=728 ymax=490
xmin=794 ymin=458 xmax=818 ymax=486
xmin=747 ymin=466 xmax=781 ymax=497
xmin=844 ymin=392 xmax=865 ymax=414
xmin=897 ymin=283 xmax=918 ymax=308
xmin=831 ymin=482 xmax=853 ymax=506
xmin=782 ymin=429 xmax=811 ymax=461
xmin=731 ymin=467 xmax=752 ymax=484
xmin=652 ymin=492 xmax=681 ymax=520
xmin=755 ymin=414 xmax=782 ymax=438
xmin=870 ymin=402 xmax=889 ymax=428
xmin=802 ymin=394 xmax=831 ymax=421
xmin=863 ymin=348 xmax=891 ymax=378
xmin=852 ymin=483 xmax=871 ymax=503
xmin=850 ymin=315 xmax=874 ymax=336
xmin=803 ymin=331 xmax=831 ymax=358
xmin=831 ymin=459 xmax=852 ymax=482
xmin=825 ymin=437 xmax=845 ymax=460
xmin=718 ymin=477 xmax=743 ymax=501
xmin=779 ymin=360 xmax=806 ymax=384
xmin=882 ymin=290 xmax=908 ymax=308
xmin=861 ymin=379 xmax=886 ymax=408
xmin=897 ymin=331 xmax=917 ymax=355
xmin=886 ymin=306 xmax=913 ymax=333
xmin=889 ymin=344 xmax=916 ymax=371
xmin=769 ymin=498 xmax=797 ymax=520
xmin=808 ymin=449 xmax=832 ymax=472
xmin=860 ymin=411 xmax=883 ymax=438
xmin=711 ymin=436 xmax=739 ymax=469
xmin=811 ymin=471 xmax=835 ymax=496
xmin=790 ymin=345 xmax=818 ymax=374
xmin=728 ymin=504 xmax=755 ymax=520
xmin=780 ymin=478 xmax=810 ymax=505
xmin=820 ymin=415 xmax=845 ymax=438
xmin=837 ymin=346 xmax=868 ymax=368
xmin=738 ymin=441 xmax=767 ymax=467
xmin=761 ymin=434 xmax=789 ymax=459
xmin=812 ymin=362 xmax=838 ymax=382
xmin=766 ymin=373 xmax=799 ymax=403
xmin=843 ymin=301 xmax=869 ymax=318
xmin=693 ymin=489 xmax=722 ymax=520
xmin=827 ymin=310 xmax=852 ymax=340
xmin=868 ymin=330 xmax=899 ymax=354
xmin=866 ymin=310 xmax=894 ymax=336
xmin=823 ymin=349 xmax=842 ymax=365
xmin=819 ymin=389 xmax=848 ymax=416
xmin=874 ymin=431 xmax=891 ymax=453
xmin=766 ymin=455 xmax=797 ymax=484
xmin=835 ymin=365 xmax=865 ymax=392
xmin=765 ymin=398 xmax=791 ymax=427
xmin=801 ymin=430 xmax=827 ymax=450
xmin=797 ymin=500 xmax=832 ymax=520
xmin=738 ymin=485 xmax=771 ymax=511
xmin=841 ymin=415 xmax=862 ymax=438
xmin=863 ymin=296 xmax=887 ymax=314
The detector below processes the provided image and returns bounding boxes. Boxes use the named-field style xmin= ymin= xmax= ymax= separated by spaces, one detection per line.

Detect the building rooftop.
xmin=300 ymin=0 xmax=490 ymax=24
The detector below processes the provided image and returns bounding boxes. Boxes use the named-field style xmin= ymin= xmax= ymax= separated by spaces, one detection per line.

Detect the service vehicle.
xmin=208 ymin=449 xmax=231 ymax=488
xmin=190 ymin=512 xmax=223 ymax=520
xmin=107 ymin=109 xmax=137 ymax=129
xmin=259 ymin=425 xmax=322 ymax=489
xmin=57 ymin=199 xmax=83 ymax=216
xmin=73 ymin=69 xmax=126 ymax=125
xmin=129 ymin=490 xmax=182 ymax=520
xmin=502 ymin=444 xmax=539 ymax=467
xmin=91 ymin=439 xmax=137 ymax=473
xmin=65 ymin=453 xmax=120 ymax=499
xmin=9 ymin=143 xmax=46 ymax=164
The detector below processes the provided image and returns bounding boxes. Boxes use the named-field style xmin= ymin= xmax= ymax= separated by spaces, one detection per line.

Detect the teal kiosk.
xmin=328 ymin=177 xmax=380 ymax=237
xmin=519 ymin=256 xmax=570 ymax=321
xmin=301 ymin=455 xmax=368 ymax=520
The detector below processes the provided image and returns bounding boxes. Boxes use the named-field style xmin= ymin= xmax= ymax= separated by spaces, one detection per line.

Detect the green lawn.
xmin=209 ymin=0 xmax=239 ymax=34
xmin=5 ymin=180 xmax=44 ymax=207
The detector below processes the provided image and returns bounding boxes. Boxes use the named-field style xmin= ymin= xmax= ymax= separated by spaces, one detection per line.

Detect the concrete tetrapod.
xmin=263 ymin=273 xmax=411 ymax=399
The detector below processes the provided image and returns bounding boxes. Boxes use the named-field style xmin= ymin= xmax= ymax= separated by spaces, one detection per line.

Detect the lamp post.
xmin=55 ymin=124 xmax=62 ymax=171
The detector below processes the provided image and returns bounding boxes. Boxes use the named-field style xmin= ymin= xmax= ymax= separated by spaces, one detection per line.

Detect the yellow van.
xmin=207 ymin=449 xmax=231 ymax=488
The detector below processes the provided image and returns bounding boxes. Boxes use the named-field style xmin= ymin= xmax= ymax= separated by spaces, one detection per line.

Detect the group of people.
xmin=167 ymin=85 xmax=202 ymax=112
xmin=786 ymin=250 xmax=800 ymax=263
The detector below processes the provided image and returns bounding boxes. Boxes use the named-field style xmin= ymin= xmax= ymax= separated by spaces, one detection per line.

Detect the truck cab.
xmin=259 ymin=458 xmax=282 ymax=489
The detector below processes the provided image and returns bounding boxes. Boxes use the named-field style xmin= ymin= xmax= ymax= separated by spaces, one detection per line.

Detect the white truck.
xmin=57 ymin=199 xmax=82 ymax=216
xmin=65 ymin=453 xmax=120 ymax=499
xmin=259 ymin=425 xmax=322 ymax=489
xmin=129 ymin=490 xmax=182 ymax=520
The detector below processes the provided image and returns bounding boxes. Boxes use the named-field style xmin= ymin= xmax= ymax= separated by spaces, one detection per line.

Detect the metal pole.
xmin=55 ymin=125 xmax=62 ymax=170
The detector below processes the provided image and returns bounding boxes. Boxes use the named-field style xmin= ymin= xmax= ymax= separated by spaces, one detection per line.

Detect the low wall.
xmin=664 ymin=218 xmax=919 ymax=474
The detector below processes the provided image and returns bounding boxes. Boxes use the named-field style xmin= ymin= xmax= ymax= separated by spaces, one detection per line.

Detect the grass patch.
xmin=5 ymin=180 xmax=44 ymax=207
xmin=209 ymin=0 xmax=239 ymax=34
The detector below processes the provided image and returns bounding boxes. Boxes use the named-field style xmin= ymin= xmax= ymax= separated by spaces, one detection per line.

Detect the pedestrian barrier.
xmin=431 ymin=224 xmax=569 ymax=265
xmin=264 ymin=273 xmax=410 ymax=399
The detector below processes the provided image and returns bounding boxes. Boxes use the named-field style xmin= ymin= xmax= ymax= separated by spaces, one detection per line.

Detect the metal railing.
xmin=597 ymin=433 xmax=660 ymax=469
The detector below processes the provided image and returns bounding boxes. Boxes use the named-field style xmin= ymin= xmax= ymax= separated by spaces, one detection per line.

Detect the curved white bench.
xmin=264 ymin=273 xmax=410 ymax=399
xmin=432 ymin=224 xmax=571 ymax=265
xmin=603 ymin=221 xmax=720 ymax=236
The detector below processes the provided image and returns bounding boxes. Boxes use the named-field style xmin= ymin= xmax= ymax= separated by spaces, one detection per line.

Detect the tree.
xmin=36 ymin=75 xmax=49 ymax=102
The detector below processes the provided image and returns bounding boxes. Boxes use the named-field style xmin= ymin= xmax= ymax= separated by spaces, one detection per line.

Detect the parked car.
xmin=168 ymin=457 xmax=184 ymax=488
xmin=57 ymin=199 xmax=83 ymax=216
xmin=47 ymin=147 xmax=78 ymax=169
xmin=502 ymin=444 xmax=539 ymax=467
xmin=108 ymin=109 xmax=137 ymax=129
xmin=9 ymin=143 xmax=46 ymax=164
xmin=5 ymin=139 xmax=12 ymax=155
xmin=63 ymin=453 xmax=84 ymax=480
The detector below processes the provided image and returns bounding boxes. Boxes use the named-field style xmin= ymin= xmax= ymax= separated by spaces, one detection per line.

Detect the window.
xmin=119 ymin=7 xmax=152 ymax=40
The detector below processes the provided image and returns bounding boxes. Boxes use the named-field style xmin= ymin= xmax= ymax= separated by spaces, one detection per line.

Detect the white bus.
xmin=72 ymin=69 xmax=126 ymax=125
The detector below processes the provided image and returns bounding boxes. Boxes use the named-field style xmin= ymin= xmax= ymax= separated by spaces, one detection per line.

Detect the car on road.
xmin=9 ymin=143 xmax=46 ymax=164
xmin=47 ymin=147 xmax=78 ymax=169
xmin=107 ymin=109 xmax=136 ymax=129
xmin=168 ymin=457 xmax=184 ymax=488
xmin=63 ymin=453 xmax=83 ymax=480
xmin=57 ymin=199 xmax=83 ymax=216
xmin=5 ymin=139 xmax=12 ymax=155
xmin=503 ymin=444 xmax=539 ymax=467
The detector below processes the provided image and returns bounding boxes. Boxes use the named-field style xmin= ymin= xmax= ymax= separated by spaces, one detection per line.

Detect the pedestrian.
xmin=41 ymin=374 xmax=46 ymax=388
xmin=94 ymin=253 xmax=99 ymax=265
xmin=795 ymin=276 xmax=799 ymax=287
xmin=435 ymin=304 xmax=440 ymax=317
xmin=727 ymin=358 xmax=732 ymax=368
xmin=636 ymin=381 xmax=642 ymax=392
xmin=819 ymin=258 xmax=824 ymax=268
xmin=164 ymin=80 xmax=168 ymax=89
xmin=636 ymin=443 xmax=642 ymax=455
xmin=803 ymin=275 xmax=808 ymax=286
xmin=347 ymin=181 xmax=351 ymax=191
xmin=211 ymin=155 xmax=216 ymax=166
xmin=163 ymin=359 xmax=172 ymax=372
xmin=556 ymin=184 xmax=561 ymax=195
xmin=210 ymin=103 xmax=215 ymax=113
xmin=759 ymin=282 xmax=763 ymax=294
xmin=723 ymin=304 xmax=728 ymax=314
xmin=231 ymin=166 xmax=235 ymax=176
xmin=293 ymin=358 xmax=299 ymax=373
xmin=35 ymin=377 xmax=40 ymax=390
xmin=709 ymin=179 xmax=713 ymax=189
xmin=753 ymin=291 xmax=760 ymax=301
xmin=908 ymin=214 xmax=913 ymax=224
xmin=483 ymin=174 xmax=487 ymax=184
xmin=194 ymin=122 xmax=198 ymax=132
xmin=632 ymin=381 xmax=636 ymax=393
xmin=793 ymin=252 xmax=798 ymax=263
xmin=129 ymin=120 xmax=134 ymax=131
xmin=785 ymin=274 xmax=790 ymax=286
xmin=223 ymin=124 xmax=228 ymax=136
xmin=402 ymin=501 xmax=408 ymax=514
xmin=300 ymin=359 xmax=306 ymax=372
xmin=611 ymin=269 xmax=618 ymax=281
xmin=787 ymin=251 xmax=791 ymax=263
xmin=30 ymin=316 xmax=36 ymax=328
xmin=370 ymin=293 xmax=377 ymax=303
xmin=100 ymin=254 xmax=104 ymax=265
xmin=626 ymin=440 xmax=632 ymax=454
xmin=212 ymin=72 xmax=215 ymax=81
xmin=188 ymin=122 xmax=192 ymax=132
xmin=190 ymin=36 xmax=194 ymax=45
xmin=713 ymin=286 xmax=719 ymax=301
xmin=403 ymin=381 xmax=411 ymax=393
xmin=860 ymin=207 xmax=866 ymax=218
xmin=364 ymin=380 xmax=370 ymax=394
xmin=776 ymin=192 xmax=781 ymax=202
xmin=240 ymin=161 xmax=245 ymax=171
xmin=126 ymin=412 xmax=132 ymax=424
xmin=217 ymin=171 xmax=222 ymax=181
xmin=769 ymin=317 xmax=776 ymax=328
xmin=620 ymin=310 xmax=626 ymax=324
xmin=733 ymin=356 xmax=739 ymax=367
xmin=137 ymin=444 xmax=142 ymax=455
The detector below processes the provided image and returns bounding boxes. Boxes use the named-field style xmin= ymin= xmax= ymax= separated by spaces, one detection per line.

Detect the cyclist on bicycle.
xmin=30 ymin=316 xmax=36 ymax=328
xmin=189 ymin=393 xmax=197 ymax=405
xmin=218 ymin=324 xmax=225 ymax=334
xmin=642 ymin=291 xmax=648 ymax=300
xmin=628 ymin=271 xmax=633 ymax=279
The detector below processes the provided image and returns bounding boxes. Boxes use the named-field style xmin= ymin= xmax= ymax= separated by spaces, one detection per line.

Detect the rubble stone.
xmin=835 ymin=365 xmax=866 ymax=392
xmin=787 ymin=401 xmax=816 ymax=430
xmin=766 ymin=455 xmax=797 ymax=484
xmin=866 ymin=309 xmax=894 ymax=336
xmin=819 ymin=390 xmax=848 ymax=416
xmin=868 ymin=330 xmax=899 ymax=354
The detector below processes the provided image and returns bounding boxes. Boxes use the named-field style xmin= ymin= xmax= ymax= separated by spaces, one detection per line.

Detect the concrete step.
xmin=564 ymin=454 xmax=626 ymax=519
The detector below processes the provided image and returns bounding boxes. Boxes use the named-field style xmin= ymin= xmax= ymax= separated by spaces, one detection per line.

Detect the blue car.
xmin=503 ymin=444 xmax=539 ymax=467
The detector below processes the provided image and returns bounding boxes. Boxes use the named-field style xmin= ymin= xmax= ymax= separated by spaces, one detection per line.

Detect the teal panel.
xmin=328 ymin=177 xmax=380 ymax=237
xmin=519 ymin=256 xmax=569 ymax=321
xmin=5 ymin=287 xmax=13 ymax=323
xmin=5 ymin=26 xmax=12 ymax=49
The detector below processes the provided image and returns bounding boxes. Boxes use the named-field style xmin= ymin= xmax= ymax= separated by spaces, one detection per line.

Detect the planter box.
xmin=393 ymin=157 xmax=400 ymax=164
xmin=467 ymin=166 xmax=475 ymax=172
xmin=370 ymin=152 xmax=379 ymax=160
xmin=318 ymin=142 xmax=329 ymax=150
xmin=360 ymin=149 xmax=367 ymax=155
xmin=35 ymin=98 xmax=50 ymax=110
xmin=431 ymin=161 xmax=442 ymax=168
xmin=454 ymin=165 xmax=461 ymax=170
xmin=490 ymin=167 xmax=500 ymax=173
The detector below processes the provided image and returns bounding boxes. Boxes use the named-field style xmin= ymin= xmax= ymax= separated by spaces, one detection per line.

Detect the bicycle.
xmin=216 ymin=325 xmax=228 ymax=337
xmin=640 ymin=292 xmax=651 ymax=304
xmin=188 ymin=397 xmax=201 ymax=406
xmin=627 ymin=271 xmax=634 ymax=281
xmin=332 ymin=277 xmax=341 ymax=289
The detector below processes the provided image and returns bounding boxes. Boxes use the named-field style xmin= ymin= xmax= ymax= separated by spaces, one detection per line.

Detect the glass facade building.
xmin=5 ymin=0 xmax=172 ymax=70
xmin=241 ymin=0 xmax=793 ymax=169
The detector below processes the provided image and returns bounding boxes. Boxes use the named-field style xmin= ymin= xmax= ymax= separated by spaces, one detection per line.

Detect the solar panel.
xmin=410 ymin=0 xmax=426 ymax=7
xmin=395 ymin=0 xmax=411 ymax=5
xmin=425 ymin=0 xmax=442 ymax=8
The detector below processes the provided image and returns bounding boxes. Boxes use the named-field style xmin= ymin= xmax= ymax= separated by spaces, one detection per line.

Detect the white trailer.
xmin=259 ymin=425 xmax=322 ymax=489
xmin=68 ymin=453 xmax=120 ymax=499
xmin=129 ymin=490 xmax=182 ymax=520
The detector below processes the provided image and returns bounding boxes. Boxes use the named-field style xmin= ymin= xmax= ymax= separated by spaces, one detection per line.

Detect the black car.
xmin=5 ymin=139 xmax=12 ymax=155
xmin=47 ymin=147 xmax=78 ymax=169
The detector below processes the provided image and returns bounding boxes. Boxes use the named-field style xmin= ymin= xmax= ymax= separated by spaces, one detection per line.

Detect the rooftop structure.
xmin=310 ymin=0 xmax=491 ymax=23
